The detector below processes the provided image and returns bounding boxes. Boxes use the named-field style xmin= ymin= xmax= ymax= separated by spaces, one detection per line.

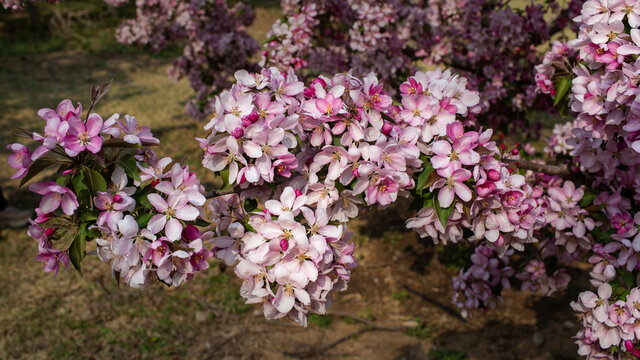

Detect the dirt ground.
xmin=0 ymin=3 xmax=582 ymax=360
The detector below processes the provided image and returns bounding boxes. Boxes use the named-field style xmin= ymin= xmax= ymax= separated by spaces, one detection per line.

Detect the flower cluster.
xmin=198 ymin=67 xmax=430 ymax=325
xmin=262 ymin=0 xmax=585 ymax=132
xmin=7 ymin=95 xmax=212 ymax=288
xmin=112 ymin=0 xmax=260 ymax=118
xmin=532 ymin=0 xmax=640 ymax=357
xmin=451 ymin=246 xmax=514 ymax=318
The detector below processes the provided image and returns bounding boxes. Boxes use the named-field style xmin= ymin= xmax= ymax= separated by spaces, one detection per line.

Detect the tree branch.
xmin=401 ymin=283 xmax=465 ymax=322
xmin=282 ymin=320 xmax=411 ymax=359
xmin=504 ymin=158 xmax=572 ymax=176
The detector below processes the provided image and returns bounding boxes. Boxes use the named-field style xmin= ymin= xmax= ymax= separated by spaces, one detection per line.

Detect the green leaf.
xmin=435 ymin=198 xmax=455 ymax=227
xmin=56 ymin=175 xmax=68 ymax=186
xmin=71 ymin=171 xmax=88 ymax=194
xmin=621 ymin=270 xmax=635 ymax=289
xmin=416 ymin=164 xmax=434 ymax=191
xmin=118 ymin=154 xmax=141 ymax=182
xmin=79 ymin=211 xmax=99 ymax=221
xmin=86 ymin=228 xmax=101 ymax=238
xmin=579 ymin=191 xmax=598 ymax=208
xmin=553 ymin=75 xmax=572 ymax=107
xmin=19 ymin=158 xmax=59 ymax=187
xmin=244 ymin=199 xmax=258 ymax=213
xmin=136 ymin=213 xmax=154 ymax=228
xmin=68 ymin=230 xmax=86 ymax=275
xmin=83 ymin=167 xmax=107 ymax=195
xmin=194 ymin=218 xmax=211 ymax=227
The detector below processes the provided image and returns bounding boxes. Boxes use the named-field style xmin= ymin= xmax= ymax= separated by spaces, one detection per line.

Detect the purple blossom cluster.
xmin=112 ymin=0 xmax=260 ymax=118
xmin=7 ymin=97 xmax=212 ymax=287
xmin=533 ymin=0 xmax=640 ymax=357
xmin=261 ymin=0 xmax=585 ymax=132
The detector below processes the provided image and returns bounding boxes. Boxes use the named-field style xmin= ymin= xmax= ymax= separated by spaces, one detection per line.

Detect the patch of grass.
xmin=391 ymin=290 xmax=409 ymax=302
xmin=201 ymin=272 xmax=251 ymax=314
xmin=429 ymin=349 xmax=468 ymax=360
xmin=308 ymin=314 xmax=333 ymax=328
xmin=403 ymin=319 xmax=433 ymax=339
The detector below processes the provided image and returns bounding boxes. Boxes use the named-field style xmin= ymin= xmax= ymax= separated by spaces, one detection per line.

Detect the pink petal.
xmin=85 ymin=137 xmax=102 ymax=154
xmin=438 ymin=186 xmax=454 ymax=208
xmin=147 ymin=214 xmax=167 ymax=234
xmin=147 ymin=194 xmax=168 ymax=213
xmin=175 ymin=205 xmax=199 ymax=221
xmin=165 ymin=217 xmax=183 ymax=241
xmin=85 ymin=114 xmax=104 ymax=137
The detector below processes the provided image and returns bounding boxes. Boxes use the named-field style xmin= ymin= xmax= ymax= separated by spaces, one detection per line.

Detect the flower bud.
xmin=280 ymin=239 xmax=289 ymax=252
xmin=487 ymin=169 xmax=501 ymax=181
xmin=45 ymin=227 xmax=56 ymax=238
xmin=382 ymin=122 xmax=393 ymax=136
xmin=232 ymin=127 xmax=244 ymax=139
xmin=182 ymin=225 xmax=201 ymax=241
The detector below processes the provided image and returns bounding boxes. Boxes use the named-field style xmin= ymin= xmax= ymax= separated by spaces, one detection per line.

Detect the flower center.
xmin=79 ymin=132 xmax=90 ymax=145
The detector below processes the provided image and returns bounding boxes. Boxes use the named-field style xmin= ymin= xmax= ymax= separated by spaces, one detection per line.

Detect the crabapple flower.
xmin=62 ymin=115 xmax=104 ymax=155
xmin=147 ymin=192 xmax=200 ymax=241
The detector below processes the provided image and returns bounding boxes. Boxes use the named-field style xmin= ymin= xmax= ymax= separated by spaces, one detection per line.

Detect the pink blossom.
xmin=62 ymin=115 xmax=104 ymax=155
xmin=28 ymin=182 xmax=79 ymax=216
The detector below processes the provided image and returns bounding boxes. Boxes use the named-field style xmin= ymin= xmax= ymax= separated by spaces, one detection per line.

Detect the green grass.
xmin=308 ymin=314 xmax=333 ymax=328
xmin=429 ymin=349 xmax=468 ymax=360
xmin=404 ymin=319 xmax=433 ymax=339
xmin=391 ymin=290 xmax=409 ymax=301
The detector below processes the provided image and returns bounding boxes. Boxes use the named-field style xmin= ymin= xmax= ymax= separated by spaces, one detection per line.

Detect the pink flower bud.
xmin=476 ymin=181 xmax=497 ymax=197
xmin=487 ymin=169 xmax=501 ymax=181
xmin=294 ymin=189 xmax=303 ymax=197
xmin=151 ymin=179 xmax=160 ymax=188
xmin=280 ymin=239 xmax=289 ymax=252
xmin=231 ymin=127 xmax=244 ymax=139
xmin=511 ymin=148 xmax=519 ymax=155
xmin=112 ymin=194 xmax=123 ymax=203
xmin=182 ymin=225 xmax=201 ymax=241
xmin=495 ymin=235 xmax=505 ymax=247
xmin=625 ymin=340 xmax=634 ymax=352
xmin=45 ymin=228 xmax=56 ymax=238
xmin=382 ymin=122 xmax=393 ymax=136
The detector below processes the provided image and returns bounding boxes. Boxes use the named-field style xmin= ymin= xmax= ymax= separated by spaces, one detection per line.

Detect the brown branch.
xmin=282 ymin=321 xmax=411 ymax=359
xmin=204 ymin=189 xmax=237 ymax=199
xmin=401 ymin=283 xmax=465 ymax=322
xmin=503 ymin=158 xmax=572 ymax=176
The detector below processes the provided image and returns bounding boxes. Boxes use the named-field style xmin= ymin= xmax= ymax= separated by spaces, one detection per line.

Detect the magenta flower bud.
xmin=62 ymin=169 xmax=73 ymax=175
xmin=112 ymin=194 xmax=123 ymax=203
xmin=280 ymin=239 xmax=289 ymax=252
xmin=476 ymin=181 xmax=496 ymax=197
xmin=231 ymin=127 xmax=244 ymax=139
xmin=511 ymin=148 xmax=519 ymax=155
xmin=352 ymin=167 xmax=360 ymax=177
xmin=495 ymin=235 xmax=505 ymax=247
xmin=625 ymin=340 xmax=634 ymax=352
xmin=294 ymin=188 xmax=303 ymax=197
xmin=241 ymin=116 xmax=253 ymax=127
xmin=487 ymin=169 xmax=501 ymax=181
xmin=151 ymin=179 xmax=160 ymax=188
xmin=182 ymin=224 xmax=201 ymax=241
xmin=303 ymin=87 xmax=315 ymax=99
xmin=382 ymin=122 xmax=393 ymax=136
xmin=45 ymin=227 xmax=56 ymax=238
